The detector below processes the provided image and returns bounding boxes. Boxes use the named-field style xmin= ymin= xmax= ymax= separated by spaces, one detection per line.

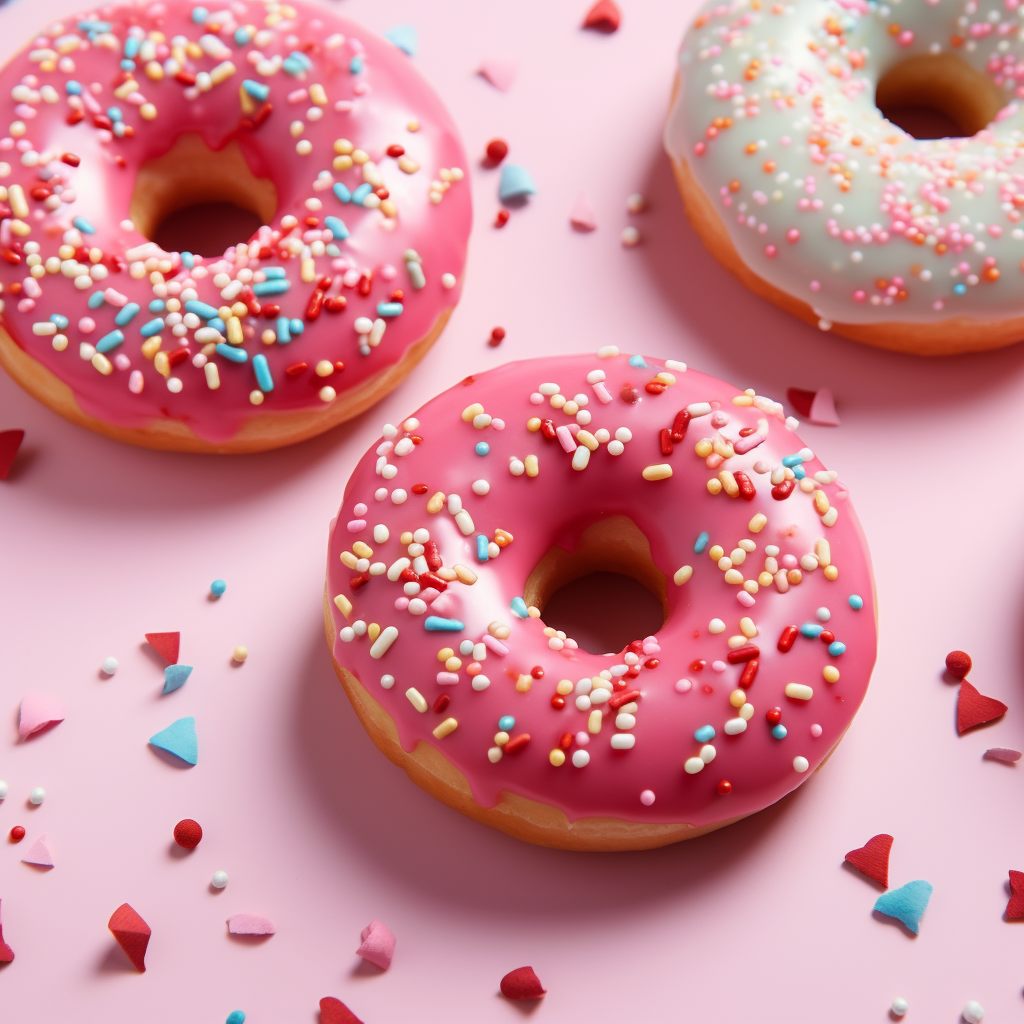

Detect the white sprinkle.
xmin=369 ymin=626 xmax=399 ymax=659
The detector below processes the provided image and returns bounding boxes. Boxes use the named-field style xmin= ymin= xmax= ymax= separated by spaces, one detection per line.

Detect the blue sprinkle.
xmin=112 ymin=123 xmax=127 ymax=139
xmin=954 ymin=283 xmax=967 ymax=296
xmin=226 ymin=1013 xmax=246 ymax=1024
xmin=124 ymin=36 xmax=140 ymax=58
xmin=772 ymin=724 xmax=788 ymax=739
xmin=828 ymin=641 xmax=846 ymax=657
xmin=628 ymin=354 xmax=648 ymax=368
xmin=162 ymin=664 xmax=193 ymax=695
xmin=424 ymin=616 xmax=464 ymax=632
xmin=190 ymin=6 xmax=208 ymax=23
xmin=793 ymin=464 xmax=806 ymax=480
xmin=816 ymin=607 xmax=831 ymax=622
xmin=234 ymin=27 xmax=251 ymax=46
xmin=208 ymin=317 xmax=226 ymax=333
xmin=694 ymin=724 xmax=716 ymax=743
xmin=349 ymin=54 xmax=365 ymax=74
xmin=288 ymin=50 xmax=312 ymax=71
xmin=148 ymin=716 xmax=198 ymax=766
xmin=140 ymin=318 xmax=164 ymax=337
xmin=510 ymin=596 xmax=529 ymax=619
xmin=252 ymin=278 xmax=290 ymax=297
xmin=324 ymin=216 xmax=349 ymax=240
xmin=87 ymin=291 xmax=106 ymax=310
xmin=283 ymin=56 xmax=306 ymax=76
xmin=782 ymin=454 xmax=804 ymax=467
xmin=185 ymin=299 xmax=219 ymax=320
xmin=252 ymin=353 xmax=273 ymax=392
xmin=72 ymin=216 xmax=95 ymax=234
xmin=242 ymin=79 xmax=269 ymax=101
xmin=114 ymin=302 xmax=140 ymax=327
xmin=694 ymin=531 xmax=709 ymax=554
xmin=476 ymin=535 xmax=489 ymax=562
xmin=148 ymin=299 xmax=165 ymax=313
xmin=475 ymin=442 xmax=490 ymax=456
xmin=216 ymin=343 xmax=248 ymax=364
xmin=800 ymin=623 xmax=823 ymax=638
xmin=210 ymin=579 xmax=227 ymax=597
xmin=849 ymin=594 xmax=864 ymax=610
xmin=96 ymin=329 xmax=124 ymax=353
xmin=180 ymin=251 xmax=195 ymax=269
xmin=65 ymin=80 xmax=82 ymax=95
xmin=377 ymin=302 xmax=403 ymax=317
xmin=351 ymin=182 xmax=373 ymax=205
xmin=276 ymin=316 xmax=291 ymax=344
xmin=498 ymin=164 xmax=537 ymax=203
xmin=498 ymin=715 xmax=515 ymax=732
xmin=106 ymin=107 xmax=123 ymax=122
xmin=289 ymin=318 xmax=303 ymax=336
xmin=384 ymin=24 xmax=418 ymax=56
xmin=263 ymin=267 xmax=287 ymax=279
xmin=120 ymin=59 xmax=136 ymax=72
xmin=332 ymin=182 xmax=352 ymax=203
xmin=874 ymin=880 xmax=933 ymax=935
xmin=49 ymin=314 xmax=69 ymax=330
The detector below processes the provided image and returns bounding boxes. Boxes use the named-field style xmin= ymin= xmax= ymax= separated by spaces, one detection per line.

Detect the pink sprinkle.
xmin=529 ymin=393 xmax=544 ymax=405
xmin=809 ymin=280 xmax=821 ymax=292
xmin=737 ymin=591 xmax=756 ymax=607
xmin=575 ymin=731 xmax=590 ymax=746
xmin=78 ymin=317 xmax=95 ymax=333
xmin=786 ymin=228 xmax=800 ymax=243
xmin=436 ymin=672 xmax=459 ymax=685
xmin=555 ymin=425 xmax=577 ymax=453
xmin=988 ymin=224 xmax=1003 ymax=238
xmin=810 ymin=723 xmax=823 ymax=738
xmin=675 ymin=678 xmax=692 ymax=693
xmin=898 ymin=29 xmax=914 ymax=45
xmin=640 ymin=790 xmax=656 ymax=806
xmin=853 ymin=290 xmax=866 ymax=302
xmin=482 ymin=635 xmax=509 ymax=656
xmin=114 ymin=353 xmax=130 ymax=370
xmin=128 ymin=370 xmax=143 ymax=394
xmin=765 ymin=244 xmax=778 ymax=258
xmin=711 ymin=660 xmax=726 ymax=672
xmin=491 ymin=418 xmax=505 ymax=430
xmin=346 ymin=519 xmax=367 ymax=533
xmin=353 ymin=503 xmax=368 ymax=516
xmin=103 ymin=288 xmax=127 ymax=307
xmin=380 ymin=264 xmax=397 ymax=280
xmin=984 ymin=747 xmax=1022 ymax=763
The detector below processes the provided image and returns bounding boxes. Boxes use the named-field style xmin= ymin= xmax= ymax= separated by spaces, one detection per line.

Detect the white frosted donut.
xmin=665 ymin=0 xmax=1024 ymax=355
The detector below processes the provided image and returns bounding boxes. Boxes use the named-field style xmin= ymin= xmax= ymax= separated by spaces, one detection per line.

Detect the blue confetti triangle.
xmin=874 ymin=880 xmax=933 ymax=934
xmin=628 ymin=354 xmax=648 ymax=368
xmin=498 ymin=164 xmax=537 ymax=203
xmin=149 ymin=716 xmax=198 ymax=765
xmin=384 ymin=24 xmax=418 ymax=56
xmin=162 ymin=664 xmax=193 ymax=695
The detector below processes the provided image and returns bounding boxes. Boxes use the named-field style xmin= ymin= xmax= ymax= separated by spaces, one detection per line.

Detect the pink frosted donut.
xmin=0 ymin=0 xmax=470 ymax=452
xmin=324 ymin=350 xmax=878 ymax=851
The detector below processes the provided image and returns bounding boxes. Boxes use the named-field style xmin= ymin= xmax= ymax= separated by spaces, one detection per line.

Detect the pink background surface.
xmin=2 ymin=1 xmax=1023 ymax=1021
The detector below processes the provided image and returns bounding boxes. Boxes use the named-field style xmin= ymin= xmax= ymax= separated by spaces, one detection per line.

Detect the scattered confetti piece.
xmin=210 ymin=579 xmax=227 ymax=597
xmin=844 ymin=834 xmax=893 ymax=889
xmin=9 ymin=826 xmax=25 ymax=842
xmin=891 ymin=997 xmax=908 ymax=1017
xmin=626 ymin=192 xmax=646 ymax=213
xmin=21 ymin=834 xmax=54 ymax=868
xmin=145 ymin=632 xmax=180 ymax=664
xmin=786 ymin=388 xmax=816 ymax=418
xmin=162 ymin=664 xmax=193 ymax=695
xmin=808 ymin=387 xmax=840 ymax=426
xmin=478 ymin=56 xmax=518 ymax=92
xmin=583 ymin=0 xmax=621 ymax=31
xmin=1006 ymin=870 xmax=1024 ymax=919
xmin=17 ymin=692 xmax=66 ymax=740
xmin=232 ymin=646 xmax=248 ymax=663
xmin=227 ymin=914 xmax=275 ymax=936
xmin=0 ymin=901 xmax=14 ymax=962
xmin=108 ymin=903 xmax=151 ymax=973
xmin=211 ymin=870 xmax=229 ymax=889
xmin=621 ymin=225 xmax=640 ymax=246
xmin=173 ymin=818 xmax=203 ymax=849
xmin=498 ymin=164 xmax=536 ymax=203
xmin=149 ymin=717 xmax=198 ymax=766
xmin=319 ymin=996 xmax=364 ymax=1024
xmin=874 ymin=880 xmax=933 ymax=934
xmin=945 ymin=650 xmax=972 ymax=679
xmin=101 ymin=656 xmax=118 ymax=675
xmin=500 ymin=966 xmax=546 ymax=1001
xmin=355 ymin=919 xmax=395 ymax=970
xmin=0 ymin=429 xmax=24 ymax=480
xmin=494 ymin=209 xmax=510 ymax=228
xmin=570 ymin=191 xmax=597 ymax=231
xmin=985 ymin=747 xmax=1022 ymax=763
xmin=384 ymin=24 xmax=417 ymax=57
xmin=485 ymin=138 xmax=508 ymax=164
xmin=963 ymin=1000 xmax=985 ymax=1024
xmin=957 ymin=681 xmax=1007 ymax=734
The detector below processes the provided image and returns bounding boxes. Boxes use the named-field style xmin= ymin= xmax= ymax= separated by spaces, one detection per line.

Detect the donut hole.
xmin=523 ymin=515 xmax=667 ymax=656
xmin=131 ymin=134 xmax=277 ymax=257
xmin=875 ymin=54 xmax=1005 ymax=139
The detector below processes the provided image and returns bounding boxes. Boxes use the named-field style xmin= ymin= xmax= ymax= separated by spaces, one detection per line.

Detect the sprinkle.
xmin=72 ymin=216 xmax=95 ymax=234
xmin=210 ymin=579 xmax=226 ymax=597
xmin=384 ymin=24 xmax=418 ymax=57
xmin=485 ymin=139 xmax=509 ymax=163
xmin=621 ymin=226 xmax=640 ymax=246
xmin=370 ymin=626 xmax=399 ymax=658
xmin=101 ymin=656 xmax=118 ymax=675
xmin=694 ymin=532 xmax=709 ymax=553
xmin=945 ymin=650 xmax=972 ymax=679
xmin=252 ymin=353 xmax=274 ymax=392
xmin=211 ymin=870 xmax=229 ymax=889
xmin=873 ymin=880 xmax=932 ymax=934
xmin=227 ymin=914 xmax=275 ymax=937
xmin=324 ymin=216 xmax=349 ymax=240
xmin=583 ymin=0 xmax=622 ymax=31
xmin=232 ymin=646 xmax=248 ymax=663
xmin=891 ymin=998 xmax=908 ymax=1017
xmin=406 ymin=688 xmax=428 ymax=712
xmin=216 ymin=343 xmax=248 ymax=364
xmin=96 ymin=329 xmax=125 ymax=353
xmin=355 ymin=918 xmax=396 ymax=969
xmin=963 ymin=1002 xmax=985 ymax=1024
xmin=849 ymin=594 xmax=864 ymax=610
xmin=845 ymin=834 xmax=893 ymax=888
xmin=641 ymin=464 xmax=672 ymax=481
xmin=242 ymin=79 xmax=269 ymax=101
xmin=984 ymin=747 xmax=1022 ymax=763
xmin=424 ymin=617 xmax=463 ymax=632
xmin=785 ymin=683 xmax=813 ymax=701
xmin=570 ymin=191 xmax=597 ymax=231
xmin=432 ymin=717 xmax=458 ymax=739
xmin=377 ymin=302 xmax=403 ymax=317
xmin=252 ymin=279 xmax=290 ymax=297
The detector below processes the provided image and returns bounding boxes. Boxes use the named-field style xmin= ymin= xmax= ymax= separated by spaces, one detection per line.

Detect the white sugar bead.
xmin=211 ymin=870 xmax=229 ymax=889
xmin=29 ymin=786 xmax=45 ymax=805
xmin=891 ymin=998 xmax=908 ymax=1017
xmin=101 ymin=656 xmax=119 ymax=675
xmin=963 ymin=1002 xmax=984 ymax=1024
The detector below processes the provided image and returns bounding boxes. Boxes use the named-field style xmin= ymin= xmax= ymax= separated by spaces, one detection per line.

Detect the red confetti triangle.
xmin=500 ymin=966 xmax=547 ymax=1001
xmin=786 ymin=388 xmax=816 ymax=418
xmin=0 ymin=900 xmax=14 ymax=962
xmin=145 ymin=632 xmax=180 ymax=665
xmin=0 ymin=429 xmax=24 ymax=480
xmin=958 ymin=680 xmax=1008 ymax=734
xmin=844 ymin=834 xmax=893 ymax=889
xmin=108 ymin=903 xmax=151 ymax=972
xmin=320 ymin=997 xmax=364 ymax=1024
xmin=582 ymin=0 xmax=620 ymax=31
xmin=1007 ymin=870 xmax=1024 ymax=920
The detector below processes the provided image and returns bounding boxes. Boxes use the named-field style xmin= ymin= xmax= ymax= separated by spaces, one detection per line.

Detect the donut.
xmin=0 ymin=0 xmax=470 ymax=452
xmin=323 ymin=349 xmax=877 ymax=851
xmin=664 ymin=0 xmax=1024 ymax=356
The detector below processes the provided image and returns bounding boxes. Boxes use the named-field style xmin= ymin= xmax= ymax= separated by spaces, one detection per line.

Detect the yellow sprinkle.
xmin=556 ymin=680 xmax=574 ymax=696
xmin=145 ymin=61 xmax=164 ymax=80
xmin=352 ymin=541 xmax=372 ymax=559
xmin=333 ymin=594 xmax=353 ymax=620
xmin=204 ymin=362 xmax=220 ymax=389
xmin=732 ymin=394 xmax=754 ymax=405
xmin=367 ymin=622 xmax=380 ymax=643
xmin=549 ymin=749 xmax=566 ymax=766
xmin=694 ymin=439 xmax=713 ymax=458
xmin=524 ymin=455 xmax=539 ymax=477
xmin=397 ymin=155 xmax=419 ymax=174
xmin=814 ymin=490 xmax=830 ymax=515
xmin=642 ymin=464 xmax=672 ymax=482
xmin=249 ymin=390 xmax=264 ymax=405
xmin=462 ymin=402 xmax=484 ymax=422
xmin=740 ymin=617 xmax=757 ymax=638
xmin=406 ymin=688 xmax=428 ymax=713
xmin=140 ymin=103 xmax=157 ymax=120
xmin=673 ymin=565 xmax=693 ymax=585
xmin=453 ymin=564 xmax=477 ymax=585
xmin=494 ymin=528 xmax=513 ymax=547
xmin=301 ymin=257 xmax=316 ymax=283
xmin=427 ymin=491 xmax=445 ymax=513
xmin=814 ymin=538 xmax=831 ymax=567
xmin=141 ymin=336 xmax=161 ymax=359
xmin=91 ymin=352 xmax=113 ymax=375
xmin=7 ymin=184 xmax=26 ymax=219
xmin=114 ymin=79 xmax=137 ymax=99
xmin=436 ymin=648 xmax=454 ymax=662
xmin=225 ymin=316 xmax=243 ymax=345
xmin=444 ymin=657 xmax=461 ymax=672
xmin=232 ymin=645 xmax=248 ymax=662
xmin=749 ymin=513 xmax=767 ymax=533
xmin=709 ymin=545 xmax=724 ymax=561
xmin=210 ymin=60 xmax=236 ymax=84
xmin=154 ymin=351 xmax=170 ymax=377
xmin=310 ymin=83 xmax=327 ymax=106
xmin=587 ymin=709 xmax=602 ymax=734
xmin=576 ymin=430 xmax=599 ymax=451
xmin=823 ymin=565 xmax=839 ymax=580
xmin=432 ymin=717 xmax=458 ymax=739
xmin=707 ymin=478 xmax=723 ymax=495
xmin=516 ymin=675 xmax=532 ymax=692
xmin=332 ymin=155 xmax=353 ymax=172
xmin=340 ymin=551 xmax=358 ymax=569
xmin=784 ymin=682 xmax=813 ymax=700
xmin=719 ymin=470 xmax=739 ymax=496
xmin=823 ymin=666 xmax=840 ymax=683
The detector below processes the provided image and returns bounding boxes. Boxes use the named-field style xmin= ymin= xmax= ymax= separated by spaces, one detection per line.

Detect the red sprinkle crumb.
xmin=489 ymin=326 xmax=506 ymax=347
xmin=485 ymin=138 xmax=509 ymax=164
xmin=9 ymin=826 xmax=25 ymax=843
xmin=494 ymin=209 xmax=510 ymax=227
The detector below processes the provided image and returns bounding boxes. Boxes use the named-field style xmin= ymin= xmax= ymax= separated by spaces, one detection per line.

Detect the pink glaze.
xmin=0 ymin=0 xmax=471 ymax=443
xmin=325 ymin=351 xmax=878 ymax=828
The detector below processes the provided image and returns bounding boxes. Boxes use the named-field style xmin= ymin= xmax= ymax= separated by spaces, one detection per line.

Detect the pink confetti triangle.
xmin=355 ymin=919 xmax=395 ymax=970
xmin=478 ymin=57 xmax=518 ymax=92
xmin=227 ymin=914 xmax=276 ymax=936
xmin=984 ymin=747 xmax=1022 ymax=763
xmin=570 ymin=192 xmax=597 ymax=231
xmin=18 ymin=692 xmax=66 ymax=740
xmin=21 ymin=834 xmax=54 ymax=868
xmin=808 ymin=387 xmax=840 ymax=426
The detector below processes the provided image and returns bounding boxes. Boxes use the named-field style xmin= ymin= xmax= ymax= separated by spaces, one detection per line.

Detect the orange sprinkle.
xmin=745 ymin=142 xmax=758 ymax=155
xmin=762 ymin=160 xmax=776 ymax=173
xmin=984 ymin=267 xmax=1000 ymax=282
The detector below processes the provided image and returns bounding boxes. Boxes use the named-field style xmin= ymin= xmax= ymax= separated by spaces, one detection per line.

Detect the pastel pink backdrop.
xmin=1 ymin=2 xmax=1022 ymax=1021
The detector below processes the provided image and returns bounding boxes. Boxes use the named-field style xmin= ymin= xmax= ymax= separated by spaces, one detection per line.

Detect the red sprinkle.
xmin=423 ymin=540 xmax=442 ymax=571
xmin=550 ymin=695 xmax=565 ymax=709
xmin=285 ymin=362 xmax=308 ymax=377
xmin=945 ymin=650 xmax=972 ymax=679
xmin=726 ymin=644 xmax=759 ymax=664
xmin=432 ymin=694 xmax=450 ymax=714
xmin=540 ymin=419 xmax=557 ymax=440
xmin=670 ymin=410 xmax=690 ymax=442
xmin=485 ymin=138 xmax=509 ymax=164
xmin=777 ymin=625 xmax=798 ymax=652
xmin=645 ymin=381 xmax=666 ymax=395
xmin=9 ymin=826 xmax=25 ymax=843
xmin=766 ymin=707 xmax=782 ymax=725
xmin=734 ymin=471 xmax=756 ymax=501
xmin=60 ymin=152 xmax=80 ymax=167
xmin=772 ymin=478 xmax=796 ymax=500
xmin=495 ymin=209 xmax=510 ymax=227
xmin=349 ymin=572 xmax=370 ymax=590
xmin=583 ymin=0 xmax=621 ymax=32
xmin=559 ymin=732 xmax=573 ymax=750
xmin=489 ymin=326 xmax=506 ymax=346
xmin=530 ymin=666 xmax=544 ymax=679
xmin=717 ymin=779 xmax=732 ymax=795
xmin=609 ymin=689 xmax=640 ymax=709
xmin=386 ymin=144 xmax=405 ymax=158
xmin=411 ymin=483 xmax=429 ymax=495
xmin=172 ymin=819 xmax=202 ymax=850
xmin=740 ymin=659 xmax=759 ymax=688
xmin=659 ymin=428 xmax=674 ymax=456
xmin=620 ymin=383 xmax=640 ymax=404
xmin=503 ymin=733 xmax=531 ymax=754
